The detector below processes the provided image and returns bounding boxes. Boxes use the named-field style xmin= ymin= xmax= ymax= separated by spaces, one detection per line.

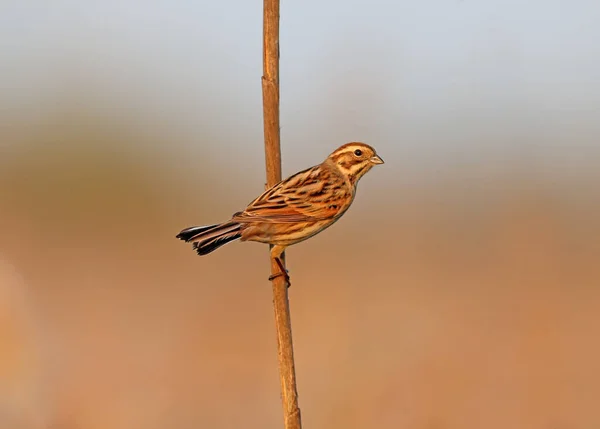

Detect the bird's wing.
xmin=235 ymin=165 xmax=350 ymax=223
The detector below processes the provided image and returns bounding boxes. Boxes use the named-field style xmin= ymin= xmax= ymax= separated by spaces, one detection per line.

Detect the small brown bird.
xmin=176 ymin=142 xmax=384 ymax=284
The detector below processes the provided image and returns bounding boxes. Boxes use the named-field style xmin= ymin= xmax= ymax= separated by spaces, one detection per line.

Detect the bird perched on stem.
xmin=176 ymin=142 xmax=384 ymax=285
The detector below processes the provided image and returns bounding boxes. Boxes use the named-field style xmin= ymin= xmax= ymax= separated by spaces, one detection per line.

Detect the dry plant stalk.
xmin=261 ymin=0 xmax=302 ymax=428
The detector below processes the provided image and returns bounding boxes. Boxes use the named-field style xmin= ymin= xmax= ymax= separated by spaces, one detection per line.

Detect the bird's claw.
xmin=268 ymin=270 xmax=291 ymax=288
xmin=268 ymin=271 xmax=286 ymax=281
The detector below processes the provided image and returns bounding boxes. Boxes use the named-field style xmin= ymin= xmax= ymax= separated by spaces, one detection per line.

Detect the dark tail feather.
xmin=176 ymin=224 xmax=220 ymax=242
xmin=192 ymin=232 xmax=241 ymax=255
xmin=176 ymin=221 xmax=242 ymax=256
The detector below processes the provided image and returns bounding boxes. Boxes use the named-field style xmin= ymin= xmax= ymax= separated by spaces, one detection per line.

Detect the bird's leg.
xmin=268 ymin=246 xmax=291 ymax=287
xmin=268 ymin=257 xmax=291 ymax=286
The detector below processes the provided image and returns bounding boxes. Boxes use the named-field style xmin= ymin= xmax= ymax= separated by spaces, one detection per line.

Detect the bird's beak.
xmin=370 ymin=154 xmax=384 ymax=165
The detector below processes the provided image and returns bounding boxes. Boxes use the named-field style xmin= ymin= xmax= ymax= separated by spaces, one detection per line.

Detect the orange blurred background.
xmin=1 ymin=105 xmax=599 ymax=429
xmin=2 ymin=2 xmax=600 ymax=428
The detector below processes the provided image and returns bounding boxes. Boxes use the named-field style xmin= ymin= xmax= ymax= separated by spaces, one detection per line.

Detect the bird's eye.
xmin=354 ymin=149 xmax=362 ymax=157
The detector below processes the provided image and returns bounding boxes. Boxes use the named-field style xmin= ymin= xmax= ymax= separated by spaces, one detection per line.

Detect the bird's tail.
xmin=176 ymin=221 xmax=242 ymax=255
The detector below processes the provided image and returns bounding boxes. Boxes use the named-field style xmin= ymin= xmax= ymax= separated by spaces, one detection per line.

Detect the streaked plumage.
xmin=176 ymin=142 xmax=384 ymax=283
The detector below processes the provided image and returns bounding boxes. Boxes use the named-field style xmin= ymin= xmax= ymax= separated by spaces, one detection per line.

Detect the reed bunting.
xmin=176 ymin=142 xmax=384 ymax=284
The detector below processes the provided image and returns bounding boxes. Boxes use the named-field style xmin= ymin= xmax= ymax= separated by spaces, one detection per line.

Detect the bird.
xmin=176 ymin=142 xmax=384 ymax=285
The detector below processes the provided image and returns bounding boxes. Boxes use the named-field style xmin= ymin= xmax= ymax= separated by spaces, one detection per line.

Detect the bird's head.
xmin=327 ymin=142 xmax=384 ymax=185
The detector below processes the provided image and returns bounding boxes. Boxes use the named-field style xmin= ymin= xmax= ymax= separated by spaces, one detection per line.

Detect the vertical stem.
xmin=262 ymin=0 xmax=281 ymax=187
xmin=261 ymin=0 xmax=302 ymax=428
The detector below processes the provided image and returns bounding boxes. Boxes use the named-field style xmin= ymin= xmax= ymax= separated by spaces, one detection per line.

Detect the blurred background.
xmin=1 ymin=0 xmax=599 ymax=428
